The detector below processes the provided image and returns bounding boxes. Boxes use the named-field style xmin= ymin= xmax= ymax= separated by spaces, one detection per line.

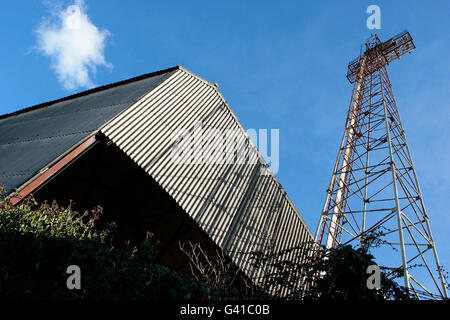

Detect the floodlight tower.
xmin=315 ymin=31 xmax=448 ymax=299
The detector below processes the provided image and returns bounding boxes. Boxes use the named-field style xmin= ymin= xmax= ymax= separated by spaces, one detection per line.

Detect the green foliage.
xmin=0 ymin=196 xmax=207 ymax=300
xmin=303 ymin=244 xmax=411 ymax=300
xmin=249 ymin=237 xmax=412 ymax=301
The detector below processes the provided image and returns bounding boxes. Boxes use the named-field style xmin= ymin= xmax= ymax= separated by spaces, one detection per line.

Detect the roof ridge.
xmin=0 ymin=66 xmax=180 ymax=120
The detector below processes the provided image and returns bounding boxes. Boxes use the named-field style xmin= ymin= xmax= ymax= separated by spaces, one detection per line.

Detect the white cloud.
xmin=36 ymin=0 xmax=111 ymax=90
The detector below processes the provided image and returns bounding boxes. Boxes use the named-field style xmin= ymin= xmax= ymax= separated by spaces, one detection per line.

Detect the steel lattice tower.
xmin=314 ymin=31 xmax=448 ymax=299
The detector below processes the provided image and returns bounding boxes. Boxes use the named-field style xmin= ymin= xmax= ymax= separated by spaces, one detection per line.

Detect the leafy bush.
xmin=249 ymin=238 xmax=412 ymax=300
xmin=302 ymin=244 xmax=411 ymax=300
xmin=0 ymin=195 xmax=207 ymax=300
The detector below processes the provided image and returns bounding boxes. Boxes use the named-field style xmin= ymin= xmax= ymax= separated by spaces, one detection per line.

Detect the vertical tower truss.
xmin=315 ymin=31 xmax=448 ymax=299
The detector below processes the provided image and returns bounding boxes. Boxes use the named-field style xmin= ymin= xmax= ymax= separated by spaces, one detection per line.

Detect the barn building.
xmin=0 ymin=66 xmax=313 ymax=281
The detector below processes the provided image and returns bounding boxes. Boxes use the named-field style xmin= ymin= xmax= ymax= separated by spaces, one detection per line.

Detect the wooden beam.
xmin=9 ymin=135 xmax=98 ymax=205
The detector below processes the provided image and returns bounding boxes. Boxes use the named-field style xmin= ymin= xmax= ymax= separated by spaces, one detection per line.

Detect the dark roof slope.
xmin=0 ymin=67 xmax=178 ymax=193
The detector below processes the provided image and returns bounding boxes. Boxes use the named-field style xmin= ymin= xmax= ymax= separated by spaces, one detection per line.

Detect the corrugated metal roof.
xmin=0 ymin=67 xmax=177 ymax=193
xmin=101 ymin=67 xmax=314 ymax=285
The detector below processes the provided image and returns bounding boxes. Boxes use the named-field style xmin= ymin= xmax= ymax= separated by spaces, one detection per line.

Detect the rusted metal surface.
xmin=346 ymin=31 xmax=415 ymax=83
xmin=316 ymin=31 xmax=447 ymax=299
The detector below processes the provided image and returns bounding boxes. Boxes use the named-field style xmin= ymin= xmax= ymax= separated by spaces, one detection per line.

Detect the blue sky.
xmin=1 ymin=1 xmax=449 ymax=292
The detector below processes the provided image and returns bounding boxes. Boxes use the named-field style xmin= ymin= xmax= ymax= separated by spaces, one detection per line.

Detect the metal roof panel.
xmin=0 ymin=68 xmax=177 ymax=193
